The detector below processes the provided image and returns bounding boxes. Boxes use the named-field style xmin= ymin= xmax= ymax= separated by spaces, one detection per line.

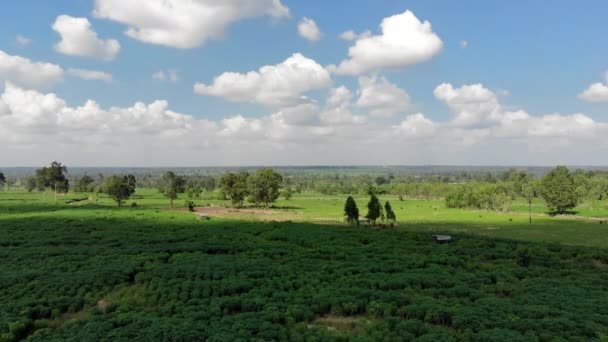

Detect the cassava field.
xmin=2 ymin=189 xmax=608 ymax=341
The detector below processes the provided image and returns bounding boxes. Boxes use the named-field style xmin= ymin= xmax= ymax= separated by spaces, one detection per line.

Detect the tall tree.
xmin=540 ymin=166 xmax=578 ymax=214
xmin=385 ymin=201 xmax=396 ymax=222
xmin=248 ymin=169 xmax=283 ymax=207
xmin=161 ymin=171 xmax=185 ymax=208
xmin=34 ymin=162 xmax=69 ymax=200
xmin=74 ymin=174 xmax=95 ymax=193
xmin=0 ymin=171 xmax=5 ymax=190
xmin=344 ymin=196 xmax=359 ymax=225
xmin=103 ymin=175 xmax=136 ymax=207
xmin=366 ymin=194 xmax=382 ymax=224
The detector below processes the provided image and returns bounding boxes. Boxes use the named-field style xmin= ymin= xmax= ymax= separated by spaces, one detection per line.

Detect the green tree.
xmin=161 ymin=171 xmax=185 ymax=208
xmin=220 ymin=172 xmax=249 ymax=207
xmin=23 ymin=176 xmax=36 ymax=192
xmin=103 ymin=175 xmax=136 ymax=207
xmin=366 ymin=194 xmax=382 ymax=224
xmin=385 ymin=201 xmax=396 ymax=222
xmin=282 ymin=187 xmax=294 ymax=200
xmin=344 ymin=196 xmax=360 ymax=225
xmin=34 ymin=162 xmax=69 ymax=200
xmin=540 ymin=166 xmax=578 ymax=214
xmin=248 ymin=169 xmax=283 ymax=207
xmin=0 ymin=171 xmax=5 ymax=189
xmin=74 ymin=174 xmax=95 ymax=193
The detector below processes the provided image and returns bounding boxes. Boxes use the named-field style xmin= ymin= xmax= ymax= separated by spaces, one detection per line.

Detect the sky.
xmin=1 ymin=0 xmax=607 ymax=166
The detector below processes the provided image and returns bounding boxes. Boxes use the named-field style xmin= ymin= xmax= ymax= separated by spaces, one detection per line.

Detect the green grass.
xmin=2 ymin=190 xmax=608 ymax=340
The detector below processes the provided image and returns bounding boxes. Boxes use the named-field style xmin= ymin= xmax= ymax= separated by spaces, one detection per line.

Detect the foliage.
xmin=540 ymin=166 xmax=578 ymax=213
xmin=160 ymin=172 xmax=185 ymax=208
xmin=1 ymin=196 xmax=608 ymax=340
xmin=74 ymin=174 xmax=95 ymax=193
xmin=247 ymin=169 xmax=283 ymax=207
xmin=220 ymin=172 xmax=249 ymax=208
xmin=446 ymin=183 xmax=512 ymax=211
xmin=23 ymin=176 xmax=36 ymax=192
xmin=0 ymin=172 xmax=5 ymax=188
xmin=103 ymin=175 xmax=136 ymax=207
xmin=343 ymin=196 xmax=359 ymax=225
xmin=282 ymin=187 xmax=293 ymax=201
xmin=34 ymin=161 xmax=69 ymax=193
xmin=366 ymin=194 xmax=382 ymax=223
xmin=385 ymin=201 xmax=396 ymax=222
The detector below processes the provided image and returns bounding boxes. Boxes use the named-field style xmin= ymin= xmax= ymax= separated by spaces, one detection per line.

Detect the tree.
xmin=366 ymin=194 xmax=382 ymax=224
xmin=248 ymin=169 xmax=283 ymax=207
xmin=34 ymin=162 xmax=69 ymax=200
xmin=74 ymin=174 xmax=95 ymax=193
xmin=540 ymin=166 xmax=578 ymax=214
xmin=282 ymin=187 xmax=294 ymax=200
xmin=23 ymin=176 xmax=36 ymax=192
xmin=385 ymin=201 xmax=396 ymax=222
xmin=0 ymin=171 xmax=5 ymax=189
xmin=344 ymin=196 xmax=359 ymax=225
xmin=103 ymin=175 xmax=136 ymax=207
xmin=220 ymin=172 xmax=249 ymax=207
xmin=161 ymin=171 xmax=185 ymax=208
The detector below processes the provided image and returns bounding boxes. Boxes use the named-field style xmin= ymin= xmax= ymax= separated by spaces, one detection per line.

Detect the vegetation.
xmin=1 ymin=190 xmax=608 ymax=340
xmin=103 ymin=175 xmax=136 ymax=207
xmin=344 ymin=196 xmax=359 ymax=225
xmin=366 ymin=194 xmax=382 ymax=223
xmin=34 ymin=162 xmax=69 ymax=194
xmin=540 ymin=166 xmax=579 ymax=213
xmin=160 ymin=171 xmax=185 ymax=208
xmin=384 ymin=201 xmax=396 ymax=222
xmin=3 ymin=164 xmax=608 ymax=339
xmin=247 ymin=169 xmax=283 ymax=207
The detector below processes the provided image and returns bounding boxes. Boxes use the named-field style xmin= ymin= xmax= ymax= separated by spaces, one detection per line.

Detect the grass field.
xmin=2 ymin=190 xmax=608 ymax=340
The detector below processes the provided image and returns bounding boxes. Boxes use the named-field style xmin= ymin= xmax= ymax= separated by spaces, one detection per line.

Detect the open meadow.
xmin=2 ymin=189 xmax=608 ymax=340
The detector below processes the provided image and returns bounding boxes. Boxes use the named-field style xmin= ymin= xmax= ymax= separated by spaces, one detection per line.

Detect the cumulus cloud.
xmin=356 ymin=76 xmax=410 ymax=117
xmin=393 ymin=113 xmax=435 ymax=138
xmin=434 ymin=83 xmax=501 ymax=127
xmin=0 ymin=50 xmax=63 ymax=89
xmin=329 ymin=10 xmax=443 ymax=75
xmin=298 ymin=17 xmax=321 ymax=42
xmin=1 ymin=80 xmax=606 ymax=166
xmin=53 ymin=15 xmax=120 ymax=61
xmin=93 ymin=0 xmax=290 ymax=49
xmin=579 ymin=82 xmax=608 ymax=103
xmin=435 ymin=82 xmax=604 ymax=140
xmin=194 ymin=53 xmax=331 ymax=106
xmin=153 ymin=69 xmax=179 ymax=83
xmin=67 ymin=68 xmax=112 ymax=82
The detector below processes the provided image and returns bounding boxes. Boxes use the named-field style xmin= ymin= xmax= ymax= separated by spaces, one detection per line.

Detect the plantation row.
xmin=2 ymin=209 xmax=608 ymax=340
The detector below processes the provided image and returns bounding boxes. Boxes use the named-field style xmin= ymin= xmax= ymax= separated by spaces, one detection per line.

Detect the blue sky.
xmin=0 ymin=1 xmax=607 ymax=166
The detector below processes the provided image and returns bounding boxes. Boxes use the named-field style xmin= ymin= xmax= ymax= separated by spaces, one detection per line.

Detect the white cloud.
xmin=52 ymin=15 xmax=120 ymax=61
xmin=16 ymin=35 xmax=31 ymax=47
xmin=339 ymin=30 xmax=357 ymax=41
xmin=393 ymin=113 xmax=435 ymax=138
xmin=329 ymin=10 xmax=443 ymax=75
xmin=153 ymin=69 xmax=179 ymax=83
xmin=356 ymin=76 xmax=410 ymax=117
xmin=67 ymin=68 xmax=112 ymax=82
xmin=93 ymin=0 xmax=290 ymax=49
xmin=194 ymin=53 xmax=331 ymax=106
xmin=460 ymin=40 xmax=469 ymax=48
xmin=1 ymin=80 xmax=606 ymax=166
xmin=0 ymin=50 xmax=63 ymax=89
xmin=579 ymin=82 xmax=608 ymax=103
xmin=434 ymin=83 xmax=501 ymax=127
xmin=298 ymin=17 xmax=321 ymax=42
